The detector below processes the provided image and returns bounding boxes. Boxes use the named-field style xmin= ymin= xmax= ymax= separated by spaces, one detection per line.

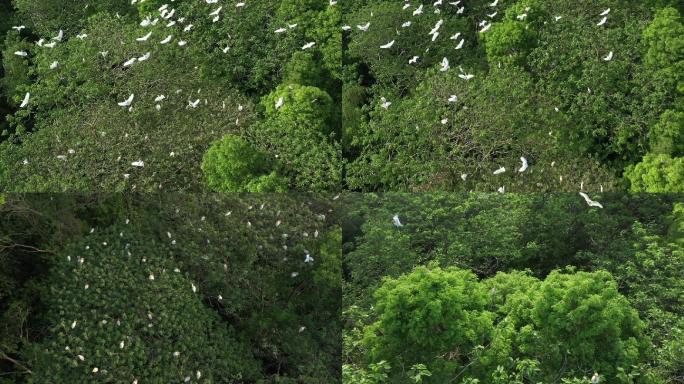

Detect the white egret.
xmin=118 ymin=94 xmax=134 ymax=107
xmin=518 ymin=157 xmax=528 ymax=172
xmin=579 ymin=192 xmax=603 ymax=208
xmin=20 ymin=92 xmax=30 ymax=108
xmin=392 ymin=214 xmax=403 ymax=227
xmin=493 ymin=166 xmax=506 ymax=175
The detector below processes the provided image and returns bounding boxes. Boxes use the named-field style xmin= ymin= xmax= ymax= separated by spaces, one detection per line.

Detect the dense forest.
xmin=342 ymin=193 xmax=684 ymax=383
xmin=0 ymin=0 xmax=341 ymax=192
xmin=1 ymin=0 xmax=683 ymax=383
xmin=342 ymin=0 xmax=684 ymax=192
xmin=0 ymin=193 xmax=341 ymax=382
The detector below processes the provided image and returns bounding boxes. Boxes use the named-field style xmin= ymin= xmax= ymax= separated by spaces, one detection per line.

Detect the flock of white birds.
xmin=57 ymin=197 xmax=331 ymax=380
xmin=347 ymin=0 xmax=611 ymax=205
xmin=9 ymin=0 xmax=608 ymax=206
xmin=10 ymin=0 xmax=339 ymax=179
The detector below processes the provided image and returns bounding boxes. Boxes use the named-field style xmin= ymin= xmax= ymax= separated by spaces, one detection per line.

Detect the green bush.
xmin=201 ymin=134 xmax=287 ymax=192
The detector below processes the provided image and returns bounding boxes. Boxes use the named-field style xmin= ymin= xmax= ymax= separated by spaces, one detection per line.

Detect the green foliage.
xmin=649 ymin=109 xmax=684 ymax=156
xmin=359 ymin=265 xmax=649 ymax=383
xmin=202 ymin=134 xmax=287 ymax=192
xmin=26 ymin=226 xmax=261 ymax=383
xmin=250 ymin=84 xmax=342 ymax=190
xmin=643 ymin=7 xmax=684 ymax=94
xmin=344 ymin=194 xmax=684 ymax=384
xmin=483 ymin=21 xmax=536 ymax=66
xmin=625 ymin=153 xmax=684 ymax=192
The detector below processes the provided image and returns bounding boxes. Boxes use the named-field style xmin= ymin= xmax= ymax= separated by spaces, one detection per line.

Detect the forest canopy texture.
xmin=341 ymin=0 xmax=684 ymax=192
xmin=0 ymin=193 xmax=341 ymax=383
xmin=341 ymin=193 xmax=684 ymax=384
xmin=0 ymin=0 xmax=341 ymax=192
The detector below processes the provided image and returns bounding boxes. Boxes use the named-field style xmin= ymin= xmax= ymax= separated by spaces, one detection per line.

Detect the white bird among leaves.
xmin=118 ymin=94 xmax=134 ymax=107
xmin=20 ymin=92 xmax=30 ymax=108
xmin=603 ymin=51 xmax=613 ymax=61
xmin=380 ymin=40 xmax=395 ymax=49
xmin=579 ymin=192 xmax=603 ymax=208
xmin=392 ymin=214 xmax=403 ymax=227
xmin=518 ymin=157 xmax=528 ymax=172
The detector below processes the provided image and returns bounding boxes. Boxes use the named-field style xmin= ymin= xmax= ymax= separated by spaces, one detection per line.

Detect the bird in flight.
xmin=118 ymin=94 xmax=134 ymax=107
xmin=579 ymin=192 xmax=603 ymax=208
xmin=392 ymin=214 xmax=403 ymax=227
xmin=518 ymin=157 xmax=528 ymax=172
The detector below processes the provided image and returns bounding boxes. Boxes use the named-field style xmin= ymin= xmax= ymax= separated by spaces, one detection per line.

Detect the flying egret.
xmin=275 ymin=97 xmax=284 ymax=109
xmin=413 ymin=4 xmax=424 ymax=16
xmin=439 ymin=57 xmax=450 ymax=71
xmin=20 ymin=92 xmax=30 ymax=108
xmin=448 ymin=95 xmax=458 ymax=102
xmin=50 ymin=61 xmax=59 ymax=69
xmin=455 ymin=38 xmax=465 ymax=49
xmin=493 ymin=166 xmax=506 ymax=175
xmin=357 ymin=22 xmax=370 ymax=31
xmin=304 ymin=253 xmax=314 ymax=263
xmin=137 ymin=32 xmax=153 ymax=42
xmin=409 ymin=56 xmax=419 ymax=64
xmin=518 ymin=157 xmax=528 ymax=172
xmin=597 ymin=16 xmax=607 ymax=26
xmin=458 ymin=73 xmax=474 ymax=80
xmin=118 ymin=94 xmax=134 ymax=107
xmin=579 ymin=192 xmax=603 ymax=208
xmin=603 ymin=51 xmax=613 ymax=61
xmin=160 ymin=35 xmax=173 ymax=44
xmin=600 ymin=9 xmax=610 ymax=16
xmin=380 ymin=40 xmax=395 ymax=49
xmin=302 ymin=42 xmax=316 ymax=50
xmin=392 ymin=214 xmax=403 ymax=227
xmin=14 ymin=51 xmax=28 ymax=57
xmin=380 ymin=97 xmax=391 ymax=109
xmin=131 ymin=160 xmax=144 ymax=167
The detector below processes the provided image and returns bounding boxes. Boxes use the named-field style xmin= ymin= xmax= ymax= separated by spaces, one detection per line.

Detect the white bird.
xmin=458 ymin=73 xmax=474 ymax=80
xmin=357 ymin=22 xmax=370 ymax=31
xmin=11 ymin=25 xmax=26 ymax=31
xmin=579 ymin=192 xmax=603 ymax=208
xmin=600 ymin=9 xmax=610 ymax=16
xmin=291 ymin=272 xmax=299 ymax=278
xmin=160 ymin=35 xmax=173 ymax=44
xmin=592 ymin=373 xmax=600 ymax=384
xmin=14 ymin=51 xmax=28 ymax=57
xmin=409 ymin=56 xmax=419 ymax=64
xmin=71 ymin=320 xmax=77 ymax=329
xmin=461 ymin=173 xmax=467 ymax=181
xmin=210 ymin=6 xmax=222 ymax=16
xmin=448 ymin=95 xmax=458 ymax=102
xmin=498 ymin=186 xmax=505 ymax=193
xmin=493 ymin=166 xmax=506 ymax=175
xmin=449 ymin=32 xmax=461 ymax=40
xmin=123 ymin=57 xmax=137 ymax=67
xmin=380 ymin=40 xmax=395 ymax=49
xmin=380 ymin=97 xmax=391 ymax=109
xmin=392 ymin=214 xmax=403 ymax=227
xmin=439 ymin=57 xmax=449 ymax=71
xmin=131 ymin=160 xmax=144 ymax=167
xmin=50 ymin=61 xmax=59 ymax=69
xmin=413 ymin=4 xmax=424 ymax=16
xmin=299 ymin=326 xmax=306 ymax=333
xmin=191 ymin=283 xmax=197 ymax=293
xmin=302 ymin=42 xmax=316 ymax=50
xmin=597 ymin=16 xmax=608 ymax=26
xmin=489 ymin=0 xmax=498 ymax=6
xmin=138 ymin=52 xmax=151 ymax=61
xmin=120 ymin=340 xmax=125 ymax=349
xmin=154 ymin=95 xmax=165 ymax=102
xmin=275 ymin=97 xmax=284 ymax=109
xmin=118 ymin=94 xmax=134 ymax=107
xmin=137 ymin=32 xmax=153 ymax=42
xmin=20 ymin=92 xmax=30 ymax=108
xmin=603 ymin=51 xmax=613 ymax=61
xmin=304 ymin=253 xmax=314 ymax=263
xmin=518 ymin=157 xmax=528 ymax=172
xmin=77 ymin=355 xmax=85 ymax=361
xmin=53 ymin=30 xmax=63 ymax=42
xmin=455 ymin=39 xmax=465 ymax=49
xmin=275 ymin=27 xmax=287 ymax=33
xmin=76 ymin=34 xmax=88 ymax=39
xmin=479 ymin=23 xmax=492 ymax=33
xmin=188 ymin=99 xmax=200 ymax=108
xmin=402 ymin=21 xmax=412 ymax=28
